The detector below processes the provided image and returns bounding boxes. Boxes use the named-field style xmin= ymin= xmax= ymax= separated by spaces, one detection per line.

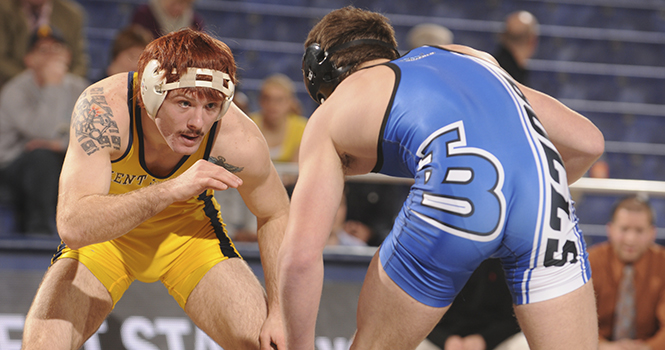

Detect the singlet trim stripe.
xmin=371 ymin=62 xmax=401 ymax=173
xmin=203 ymin=121 xmax=218 ymax=159
xmin=112 ymin=72 xmax=136 ymax=163
xmin=50 ymin=241 xmax=68 ymax=266
xmin=198 ymin=191 xmax=240 ymax=258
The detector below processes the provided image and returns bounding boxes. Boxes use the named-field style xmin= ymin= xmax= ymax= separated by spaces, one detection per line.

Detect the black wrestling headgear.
xmin=302 ymin=39 xmax=399 ymax=104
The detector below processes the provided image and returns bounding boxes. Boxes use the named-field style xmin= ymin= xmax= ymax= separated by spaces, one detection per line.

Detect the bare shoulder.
xmin=306 ymin=64 xmax=394 ymax=174
xmin=323 ymin=64 xmax=394 ymax=129
xmin=70 ymin=73 xmax=131 ymax=159
xmin=439 ymin=44 xmax=500 ymax=66
xmin=210 ymin=103 xmax=272 ymax=179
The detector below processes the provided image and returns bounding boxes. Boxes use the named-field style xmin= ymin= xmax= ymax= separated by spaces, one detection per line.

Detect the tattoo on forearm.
xmin=209 ymin=156 xmax=244 ymax=173
xmin=74 ymin=87 xmax=121 ymax=155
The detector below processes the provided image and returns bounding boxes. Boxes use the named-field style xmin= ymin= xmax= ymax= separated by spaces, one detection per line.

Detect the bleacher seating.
xmin=1 ymin=0 xmax=663 ymax=235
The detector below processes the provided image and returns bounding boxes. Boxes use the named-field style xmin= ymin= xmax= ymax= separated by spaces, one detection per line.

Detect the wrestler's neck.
xmin=357 ymin=58 xmax=391 ymax=70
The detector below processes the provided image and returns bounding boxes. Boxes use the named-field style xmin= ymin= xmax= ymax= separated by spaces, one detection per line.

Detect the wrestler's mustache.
xmin=179 ymin=129 xmax=205 ymax=138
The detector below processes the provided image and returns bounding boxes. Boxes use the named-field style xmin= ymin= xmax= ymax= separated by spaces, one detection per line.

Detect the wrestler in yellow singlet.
xmin=53 ymin=72 xmax=240 ymax=309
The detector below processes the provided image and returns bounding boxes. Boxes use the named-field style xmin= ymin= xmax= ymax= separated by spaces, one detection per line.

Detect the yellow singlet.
xmin=53 ymin=72 xmax=241 ymax=309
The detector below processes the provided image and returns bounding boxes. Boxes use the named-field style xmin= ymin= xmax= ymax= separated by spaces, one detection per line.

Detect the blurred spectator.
xmin=588 ymin=195 xmax=665 ymax=349
xmin=233 ymin=90 xmax=250 ymax=115
xmin=103 ymin=25 xmax=153 ymax=79
xmin=0 ymin=27 xmax=88 ymax=235
xmin=589 ymin=158 xmax=610 ymax=178
xmin=327 ymin=187 xmax=374 ymax=247
xmin=425 ymin=258 xmax=524 ymax=350
xmin=130 ymin=0 xmax=205 ymax=39
xmin=345 ymin=181 xmax=410 ymax=245
xmin=407 ymin=23 xmax=454 ymax=50
xmin=0 ymin=0 xmax=88 ymax=90
xmin=250 ymin=73 xmax=308 ymax=164
xmin=222 ymin=74 xmax=307 ymax=242
xmin=494 ymin=11 xmax=539 ymax=85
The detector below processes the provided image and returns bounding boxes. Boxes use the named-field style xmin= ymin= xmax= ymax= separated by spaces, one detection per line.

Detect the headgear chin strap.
xmin=302 ymin=39 xmax=399 ymax=104
xmin=140 ymin=59 xmax=235 ymax=120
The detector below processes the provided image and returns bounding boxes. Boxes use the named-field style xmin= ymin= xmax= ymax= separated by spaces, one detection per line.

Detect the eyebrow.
xmin=167 ymin=91 xmax=224 ymax=105
xmin=168 ymin=90 xmax=193 ymax=98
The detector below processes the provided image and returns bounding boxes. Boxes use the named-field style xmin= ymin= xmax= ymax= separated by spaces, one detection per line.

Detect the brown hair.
xmin=136 ymin=28 xmax=237 ymax=104
xmin=305 ymin=6 xmax=399 ymax=78
xmin=610 ymin=195 xmax=655 ymax=225
xmin=110 ymin=25 xmax=153 ymax=61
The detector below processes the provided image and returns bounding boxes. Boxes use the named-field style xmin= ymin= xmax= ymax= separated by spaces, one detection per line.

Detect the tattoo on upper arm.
xmin=73 ymin=87 xmax=121 ymax=155
xmin=209 ymin=156 xmax=244 ymax=173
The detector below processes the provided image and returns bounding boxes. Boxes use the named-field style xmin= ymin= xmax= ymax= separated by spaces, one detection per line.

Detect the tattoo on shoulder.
xmin=209 ymin=156 xmax=244 ymax=173
xmin=73 ymin=87 xmax=121 ymax=155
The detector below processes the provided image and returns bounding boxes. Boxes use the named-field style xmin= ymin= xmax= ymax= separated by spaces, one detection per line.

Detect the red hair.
xmin=136 ymin=29 xmax=236 ymax=104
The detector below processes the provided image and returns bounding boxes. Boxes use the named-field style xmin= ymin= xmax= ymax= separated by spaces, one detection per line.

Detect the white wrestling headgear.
xmin=140 ymin=59 xmax=235 ymax=120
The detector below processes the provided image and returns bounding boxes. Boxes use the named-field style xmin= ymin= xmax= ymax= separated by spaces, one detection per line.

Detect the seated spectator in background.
xmin=589 ymin=195 xmax=665 ymax=349
xmin=406 ymin=23 xmax=454 ymax=50
xmin=233 ymin=90 xmax=250 ymax=114
xmin=327 ymin=187 xmax=374 ymax=247
xmin=214 ymin=84 xmax=301 ymax=242
xmin=131 ymin=0 xmax=204 ymax=38
xmin=494 ymin=11 xmax=539 ymax=85
xmin=0 ymin=26 xmax=88 ymax=235
xmin=0 ymin=0 xmax=88 ymax=90
xmin=103 ymin=25 xmax=153 ymax=79
xmin=589 ymin=157 xmax=610 ymax=178
xmin=251 ymin=73 xmax=308 ymax=164
xmin=345 ymin=181 xmax=410 ymax=245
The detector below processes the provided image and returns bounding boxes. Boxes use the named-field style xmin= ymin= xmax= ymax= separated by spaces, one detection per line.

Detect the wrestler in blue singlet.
xmin=375 ymin=46 xmax=591 ymax=307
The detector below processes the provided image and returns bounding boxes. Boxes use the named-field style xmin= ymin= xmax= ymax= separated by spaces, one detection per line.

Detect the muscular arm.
xmin=518 ymin=84 xmax=604 ymax=183
xmin=239 ymin=162 xmax=289 ymax=308
xmin=57 ymin=81 xmax=242 ymax=249
xmin=276 ymin=115 xmax=346 ymax=349
xmin=210 ymin=105 xmax=291 ymax=348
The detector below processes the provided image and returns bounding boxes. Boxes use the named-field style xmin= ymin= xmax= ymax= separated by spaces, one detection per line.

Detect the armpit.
xmin=73 ymin=87 xmax=121 ymax=155
xmin=340 ymin=153 xmax=354 ymax=173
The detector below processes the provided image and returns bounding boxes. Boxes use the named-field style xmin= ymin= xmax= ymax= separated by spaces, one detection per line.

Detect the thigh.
xmin=513 ymin=281 xmax=597 ymax=350
xmin=185 ymin=258 xmax=267 ymax=350
xmin=159 ymin=225 xmax=240 ymax=309
xmin=352 ymin=252 xmax=449 ymax=350
xmin=22 ymin=258 xmax=113 ymax=350
xmin=499 ymin=206 xmax=591 ymax=306
xmin=56 ymin=241 xmax=135 ymax=307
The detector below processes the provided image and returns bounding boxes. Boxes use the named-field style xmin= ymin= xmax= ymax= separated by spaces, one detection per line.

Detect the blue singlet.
xmin=375 ymin=46 xmax=591 ymax=307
